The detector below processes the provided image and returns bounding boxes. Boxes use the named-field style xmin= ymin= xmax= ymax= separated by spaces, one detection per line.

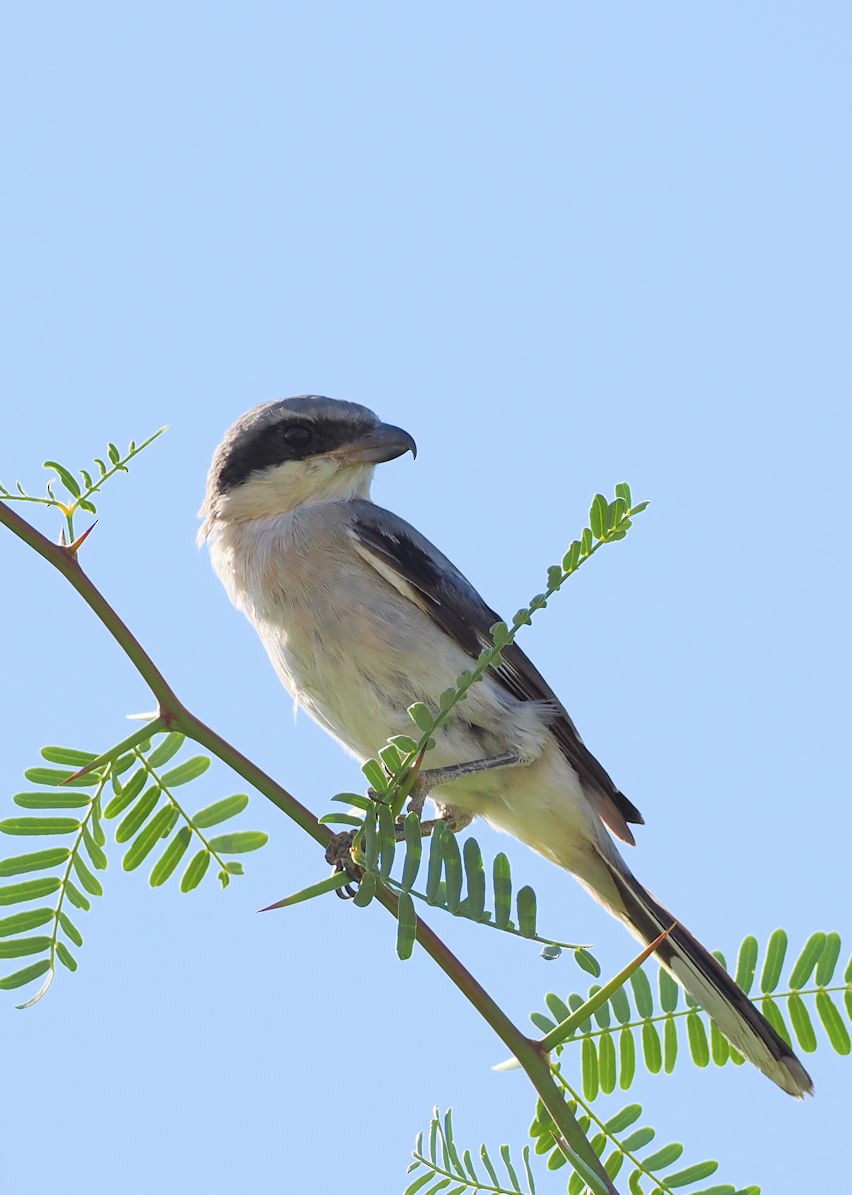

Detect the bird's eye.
xmin=281 ymin=423 xmax=313 ymax=448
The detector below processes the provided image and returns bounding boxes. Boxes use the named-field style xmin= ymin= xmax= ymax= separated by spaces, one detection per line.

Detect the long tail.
xmin=602 ymin=862 xmax=813 ymax=1097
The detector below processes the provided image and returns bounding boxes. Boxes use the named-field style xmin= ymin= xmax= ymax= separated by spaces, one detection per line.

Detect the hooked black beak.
xmin=335 ymin=422 xmax=417 ymax=465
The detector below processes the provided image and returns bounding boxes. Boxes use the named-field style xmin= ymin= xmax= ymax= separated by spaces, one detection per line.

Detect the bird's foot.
xmin=324 ymin=829 xmax=362 ymax=899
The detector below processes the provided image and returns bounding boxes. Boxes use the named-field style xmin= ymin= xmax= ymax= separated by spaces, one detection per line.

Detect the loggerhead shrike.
xmin=199 ymin=395 xmax=812 ymax=1098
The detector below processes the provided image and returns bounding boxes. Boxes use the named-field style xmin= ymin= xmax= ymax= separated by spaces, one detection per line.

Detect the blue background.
xmin=1 ymin=4 xmax=848 ymax=1193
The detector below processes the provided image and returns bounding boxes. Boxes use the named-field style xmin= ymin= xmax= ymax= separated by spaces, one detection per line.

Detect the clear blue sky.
xmin=1 ymin=4 xmax=848 ymax=1193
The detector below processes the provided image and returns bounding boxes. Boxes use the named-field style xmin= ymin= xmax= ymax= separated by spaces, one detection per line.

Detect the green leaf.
xmin=599 ymin=1031 xmax=617 ymax=1094
xmin=377 ymin=803 xmax=396 ymax=881
xmin=378 ymin=743 xmax=402 ymax=774
xmin=397 ymin=891 xmax=417 ymax=960
xmin=787 ymin=993 xmax=817 ymax=1052
xmin=604 ymin=1104 xmax=641 ymax=1133
xmin=318 ymin=813 xmax=363 ymax=828
xmin=55 ymin=942 xmax=77 ymax=971
xmin=589 ymin=494 xmax=607 ymax=539
xmin=760 ymin=996 xmax=791 ymax=1046
xmin=621 ymin=1127 xmax=654 ymax=1152
xmin=642 ymin=1142 xmax=683 ymax=1170
xmin=686 ymin=1011 xmax=709 ymax=1066
xmin=24 ymin=767 xmax=96 ymax=787
xmin=663 ymin=1015 xmax=678 ymax=1072
xmin=462 ymin=837 xmax=485 ymax=920
xmin=191 ymin=794 xmax=250 ymax=828
xmin=159 ymin=756 xmax=210 ymax=787
xmin=610 ymin=985 xmax=631 ymax=1023
xmin=0 ymin=877 xmax=62 ymax=905
xmin=13 ymin=792 xmax=91 ymax=809
xmin=0 ymin=817 xmax=81 ymax=836
xmin=207 ymin=831 xmax=268 ymax=854
xmin=734 ymin=935 xmax=758 ymax=993
xmin=0 ymin=848 xmax=70 ymax=876
xmin=441 ymin=831 xmax=462 ymax=911
xmin=664 ymin=1161 xmax=718 ymax=1187
xmin=145 ymin=732 xmax=185 ymax=769
xmin=43 ymin=460 xmax=82 ymax=497
xmin=72 ymin=853 xmax=103 ymax=897
xmin=123 ymin=806 xmax=176 ymax=871
xmin=615 ymin=482 xmax=632 ymax=506
xmin=0 ymin=908 xmax=53 ymax=937
xmin=180 ymin=850 xmax=210 ymax=893
xmin=516 ymin=886 xmax=536 ymax=937
xmin=103 ymin=768 xmax=146 ymax=818
xmin=82 ymin=827 xmax=108 ymax=871
xmin=426 ymin=825 xmax=444 ymax=903
xmin=619 ymin=1026 xmax=636 ymax=1089
xmin=401 ymin=813 xmax=423 ymax=889
xmin=815 ymin=932 xmax=842 ymax=985
xmin=789 ymin=932 xmax=826 ymax=989
xmin=40 ymin=746 xmax=97 ymax=766
xmin=581 ymin=1036 xmax=599 ymax=1100
xmin=0 ymin=936 xmax=52 ymax=958
xmin=493 ymin=852 xmax=512 ymax=929
xmin=655 ymin=968 xmax=677 ymax=1013
xmin=630 ymin=968 xmax=654 ymax=1018
xmin=149 ymin=826 xmax=193 ymax=887
xmin=562 ymin=541 xmax=581 ymax=572
xmin=574 ymin=948 xmax=601 ymax=978
xmin=642 ymin=1021 xmax=662 ymax=1073
xmin=710 ymin=1021 xmax=730 ymax=1067
xmin=59 ymin=911 xmax=83 ymax=947
xmin=760 ymin=929 xmax=788 ymax=992
xmin=352 ymin=870 xmax=377 ymax=908
xmin=64 ymin=881 xmax=90 ymax=911
xmin=815 ymin=991 xmax=851 ymax=1054
xmin=362 ymin=758 xmax=388 ymax=793
xmin=407 ymin=702 xmax=435 ymax=733
xmin=0 ymin=959 xmax=51 ymax=989
xmin=115 ymin=788 xmax=160 ymax=843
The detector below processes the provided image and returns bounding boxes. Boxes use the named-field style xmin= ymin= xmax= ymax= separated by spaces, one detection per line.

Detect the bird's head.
xmin=198 ymin=395 xmax=416 ymax=538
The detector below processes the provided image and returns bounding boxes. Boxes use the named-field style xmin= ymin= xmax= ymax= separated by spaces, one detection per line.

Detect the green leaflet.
xmin=145 ymin=733 xmax=185 ymax=769
xmin=0 ymin=936 xmax=52 ymax=958
xmin=159 ymin=756 xmax=211 ymax=787
xmin=13 ymin=793 xmax=91 ymax=809
xmin=0 ymin=877 xmax=61 ymax=905
xmin=0 ymin=848 xmax=70 ymax=876
xmin=149 ymin=827 xmax=193 ymax=887
xmin=0 ymin=908 xmax=53 ymax=937
xmin=0 ymin=959 xmax=51 ymax=990
xmin=206 ymin=831 xmax=268 ymax=854
xmin=0 ymin=818 xmax=82 ymax=836
xmin=180 ymin=850 xmax=210 ymax=893
xmin=191 ymin=794 xmax=250 ymax=828
xmin=123 ymin=806 xmax=175 ymax=871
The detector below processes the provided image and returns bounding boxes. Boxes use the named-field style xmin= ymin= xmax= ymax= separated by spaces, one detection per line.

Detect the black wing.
xmin=349 ymin=500 xmax=643 ymax=842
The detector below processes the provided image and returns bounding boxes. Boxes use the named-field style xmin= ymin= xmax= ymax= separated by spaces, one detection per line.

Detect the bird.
xmin=199 ymin=394 xmax=812 ymax=1099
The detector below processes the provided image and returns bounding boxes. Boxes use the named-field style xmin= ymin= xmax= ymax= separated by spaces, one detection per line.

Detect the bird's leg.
xmin=392 ymin=750 xmax=524 ymax=841
xmin=416 ymin=750 xmax=524 ymax=791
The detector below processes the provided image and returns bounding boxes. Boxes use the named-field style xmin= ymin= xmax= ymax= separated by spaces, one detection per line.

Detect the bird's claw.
xmin=324 ymin=829 xmax=362 ymax=899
